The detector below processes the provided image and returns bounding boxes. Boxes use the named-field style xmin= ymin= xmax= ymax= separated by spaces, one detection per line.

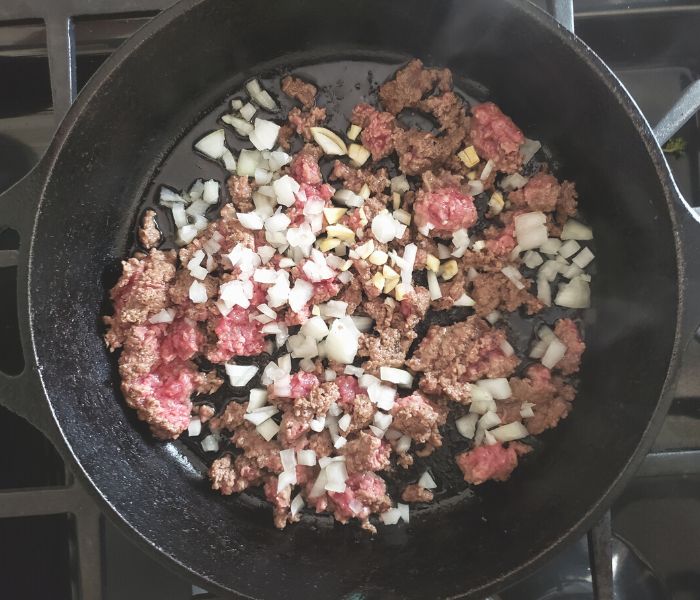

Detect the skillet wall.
xmin=28 ymin=0 xmax=678 ymax=598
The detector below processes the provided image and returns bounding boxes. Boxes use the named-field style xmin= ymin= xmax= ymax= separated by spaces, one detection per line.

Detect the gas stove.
xmin=0 ymin=1 xmax=699 ymax=599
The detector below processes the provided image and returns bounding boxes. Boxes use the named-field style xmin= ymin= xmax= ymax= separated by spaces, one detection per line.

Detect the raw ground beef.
xmin=456 ymin=442 xmax=532 ymax=485
xmin=469 ymin=102 xmax=524 ymax=173
xmin=407 ymin=317 xmax=519 ymax=403
xmin=106 ymin=58 xmax=591 ymax=533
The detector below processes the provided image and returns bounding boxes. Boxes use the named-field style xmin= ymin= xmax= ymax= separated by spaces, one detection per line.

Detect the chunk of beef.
xmin=413 ymin=187 xmax=477 ymax=236
xmin=209 ymin=401 xmax=247 ymax=432
xmin=340 ymin=431 xmax=391 ymax=474
xmin=379 ymin=58 xmax=452 ymax=114
xmin=407 ymin=316 xmax=519 ymax=403
xmin=469 ymin=102 xmax=524 ymax=173
xmin=138 ymin=209 xmax=161 ymax=249
xmin=328 ymin=472 xmax=392 ymax=533
xmin=279 ymin=382 xmax=339 ymax=445
xmin=231 ymin=425 xmax=283 ymax=472
xmin=510 ymin=364 xmax=575 ymax=435
xmin=553 ymin=318 xmax=585 ymax=375
xmin=281 ymin=75 xmax=317 ymax=109
xmin=351 ymin=103 xmax=396 ymax=160
xmin=456 ymin=442 xmax=531 ymax=485
xmin=330 ymin=160 xmax=390 ymax=195
xmin=470 ymin=272 xmax=543 ymax=318
xmin=206 ymin=306 xmax=266 ymax=363
xmin=390 ymin=392 xmax=445 ymax=448
xmin=401 ymin=483 xmax=434 ymax=503
xmin=226 ymin=175 xmax=255 ymax=213
xmin=508 ymin=172 xmax=560 ymax=213
xmin=287 ymin=106 xmax=327 ymax=142
xmin=358 ymin=328 xmax=406 ymax=374
xmin=264 ymin=476 xmax=294 ymax=529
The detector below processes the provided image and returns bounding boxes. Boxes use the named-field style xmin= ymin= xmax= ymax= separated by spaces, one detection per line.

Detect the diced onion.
xmin=149 ymin=308 xmax=175 ymax=324
xmin=297 ymin=449 xmax=317 ymax=467
xmin=523 ymin=250 xmax=544 ymax=269
xmin=248 ymin=389 xmax=268 ymax=412
xmin=381 ymin=508 xmax=402 ymax=525
xmin=476 ymin=378 xmax=512 ymax=400
xmin=537 ymin=275 xmax=552 ymax=306
xmin=372 ymin=212 xmax=398 ymax=244
xmin=338 ymin=413 xmax=352 ymax=432
xmin=249 ymin=118 xmax=280 ymax=151
xmin=225 ymin=363 xmax=258 ymax=387
xmin=334 ymin=189 xmax=364 ymax=208
xmin=189 ymin=280 xmax=208 ymax=304
xmin=379 ymin=367 xmax=414 ymax=388
xmin=237 ymin=211 xmax=264 ymax=230
xmin=256 ymin=418 xmax=280 ymax=441
xmin=558 ymin=239 xmax=581 ymax=259
xmin=273 ymin=175 xmax=300 ymax=207
xmin=222 ymin=114 xmax=255 ymax=136
xmin=201 ymin=435 xmax=219 ymax=452
xmin=560 ymin=219 xmax=593 ymax=241
xmin=554 ymin=276 xmax=591 ymax=309
xmin=501 ymin=173 xmax=528 ymax=191
xmin=478 ymin=411 xmax=502 ymax=430
xmin=491 ymin=421 xmax=529 ymax=442
xmin=396 ymin=435 xmax=411 ymax=453
xmin=187 ymin=417 xmax=202 ymax=437
xmin=454 ymin=293 xmax=476 ymax=307
xmin=418 ymin=471 xmax=437 ymax=490
xmin=541 ymin=337 xmax=567 ymax=369
xmin=290 ymin=493 xmax=304 ymax=517
xmin=310 ymin=127 xmax=348 ymax=156
xmin=325 ymin=316 xmax=361 ymax=364
xmin=373 ymin=411 xmax=393 ymax=430
xmin=427 ymin=270 xmax=442 ymax=299
xmin=244 ymin=406 xmax=279 ymax=426
xmin=572 ymin=247 xmax=595 ymax=269
xmin=237 ymin=149 xmax=261 ymax=176
xmin=519 ymin=138 xmax=542 ymax=164
xmin=397 ymin=503 xmax=409 ymax=523
xmin=514 ymin=212 xmax=548 ymax=251
xmin=501 ymin=266 xmax=525 ymax=290
xmin=194 ymin=129 xmax=226 ymax=159
xmin=456 ymin=413 xmax=479 ymax=439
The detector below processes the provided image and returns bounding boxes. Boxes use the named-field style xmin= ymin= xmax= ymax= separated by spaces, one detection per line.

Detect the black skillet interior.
xmin=26 ymin=0 xmax=679 ymax=598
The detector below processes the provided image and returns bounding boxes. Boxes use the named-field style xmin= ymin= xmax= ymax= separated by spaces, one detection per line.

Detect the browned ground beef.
xmin=106 ymin=59 xmax=590 ymax=532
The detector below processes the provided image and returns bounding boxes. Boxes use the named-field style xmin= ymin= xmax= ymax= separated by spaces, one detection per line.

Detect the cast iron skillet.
xmin=1 ymin=0 xmax=700 ymax=598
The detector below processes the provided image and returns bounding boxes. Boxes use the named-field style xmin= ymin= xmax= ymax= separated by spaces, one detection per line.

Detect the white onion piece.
xmin=249 ymin=118 xmax=280 ymax=151
xmin=418 ymin=471 xmax=437 ymax=490
xmin=539 ymin=238 xmax=562 ymax=255
xmin=350 ymin=316 xmax=373 ymax=332
xmin=268 ymin=151 xmax=291 ymax=171
xmin=537 ymin=275 xmax=552 ymax=306
xmin=560 ymin=219 xmax=593 ymax=241
xmin=300 ymin=316 xmax=330 ymax=340
xmin=384 ymin=428 xmax=402 ymax=441
xmin=478 ymin=411 xmax=502 ymax=430
xmin=454 ymin=293 xmax=476 ymax=307
xmin=562 ymin=263 xmax=583 ymax=280
xmin=456 ymin=413 xmax=479 ymax=438
xmin=308 ymin=469 xmax=328 ymax=498
xmin=277 ymin=470 xmax=297 ymax=493
xmin=372 ymin=212 xmax=398 ymax=243
xmin=334 ymin=189 xmax=364 ymax=208
xmin=344 ymin=365 xmax=364 ymax=377
xmin=159 ymin=186 xmax=186 ymax=206
xmin=529 ymin=337 xmax=550 ymax=360
xmin=289 ymin=279 xmax=314 ymax=313
xmin=297 ymin=449 xmax=317 ymax=467
xmin=237 ymin=211 xmax=264 ymax=230
xmin=244 ymin=406 xmax=279 ymax=426
xmin=189 ymin=280 xmax=208 ymax=304
xmin=555 ymin=276 xmax=591 ymax=309
xmin=400 ymin=244 xmax=417 ymax=289
xmin=373 ymin=411 xmax=393 ymax=430
xmin=325 ymin=316 xmax=361 ymax=364
xmin=485 ymin=310 xmax=501 ymax=325
xmin=520 ymin=402 xmax=535 ymax=419
xmin=437 ymin=244 xmax=451 ymax=260
xmin=171 ymin=203 xmax=188 ymax=228
xmin=309 ymin=416 xmax=326 ymax=432
xmin=273 ymin=175 xmax=300 ymax=207
xmin=501 ymin=173 xmax=529 ymax=191
xmin=325 ymin=462 xmax=349 ymax=493
xmin=475 ymin=378 xmax=512 ymax=400
xmin=225 ymin=364 xmax=258 ymax=387
xmin=427 ymin=270 xmax=442 ymax=299
xmin=491 ymin=421 xmax=529 ymax=442
xmin=514 ymin=212 xmax=548 ymax=251
xmin=398 ymin=503 xmax=409 ymax=523
xmin=310 ymin=127 xmax=348 ymax=156
xmin=519 ymin=138 xmax=541 ymax=164
xmin=541 ymin=337 xmax=567 ymax=369
xmin=324 ymin=369 xmax=337 ymax=382
xmin=338 ymin=413 xmax=352 ymax=432
xmin=381 ymin=508 xmax=402 ymax=525
xmin=290 ymin=493 xmax=304 ymax=518
xmin=523 ymin=250 xmax=544 ymax=269
xmin=368 ymin=425 xmax=385 ymax=438
xmin=360 ymin=373 xmax=381 ymax=389
xmin=469 ymin=398 xmax=496 ymax=415
xmin=187 ymin=417 xmax=202 ymax=437
xmin=265 ymin=211 xmax=292 ymax=232
xmin=501 ymin=266 xmax=525 ymax=290
xmin=572 ymin=247 xmax=595 ymax=268
xmin=222 ymin=114 xmax=255 ymax=135
xmin=367 ymin=383 xmax=396 ymax=411
xmin=149 ymin=308 xmax=175 ymax=324
xmin=256 ymin=418 xmax=280 ymax=441
xmin=320 ymin=300 xmax=348 ymax=319
xmin=195 ymin=129 xmax=226 ymax=159
xmin=201 ymin=435 xmax=219 ymax=452
xmin=471 ymin=385 xmax=494 ymax=404
xmin=280 ymin=448 xmax=297 ymax=474
xmin=396 ymin=435 xmax=411 ymax=453
xmin=484 ymin=430 xmax=498 ymax=446
xmin=380 ymin=367 xmax=413 ymax=388
xmin=499 ymin=340 xmax=515 ymax=357
xmin=390 ymin=174 xmax=409 ymax=194
xmin=177 ymin=225 xmax=198 ymax=246
xmin=480 ymin=159 xmax=495 ymax=181
xmin=558 ymin=239 xmax=581 ymax=259
xmin=237 ymin=149 xmax=260 ymax=176
xmin=248 ymin=389 xmax=267 ymax=412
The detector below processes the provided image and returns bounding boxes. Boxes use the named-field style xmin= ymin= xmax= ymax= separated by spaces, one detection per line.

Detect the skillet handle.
xmin=0 ymin=164 xmax=61 ymax=444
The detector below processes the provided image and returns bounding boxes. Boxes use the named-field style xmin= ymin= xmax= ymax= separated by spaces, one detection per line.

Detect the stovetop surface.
xmin=0 ymin=1 xmax=699 ymax=599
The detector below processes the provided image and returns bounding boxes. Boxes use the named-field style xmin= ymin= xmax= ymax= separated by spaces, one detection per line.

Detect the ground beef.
xmin=287 ymin=106 xmax=327 ymax=142
xmin=351 ymin=103 xmax=396 ymax=160
xmin=231 ymin=425 xmax=283 ymax=472
xmin=393 ymin=128 xmax=459 ymax=176
xmin=227 ymin=175 xmax=255 ymax=213
xmin=469 ymin=102 xmax=524 ymax=173
xmin=413 ymin=187 xmax=477 ymax=236
xmin=433 ymin=268 xmax=468 ymax=311
xmin=553 ymin=318 xmax=585 ymax=375
xmin=456 ymin=442 xmax=531 ymax=485
xmin=209 ymin=454 xmax=238 ymax=495
xmin=328 ymin=472 xmax=391 ymax=533
xmin=279 ymin=382 xmax=339 ymax=445
xmin=401 ymin=483 xmax=434 ymax=503
xmin=556 ymin=181 xmax=578 ymax=226
xmin=511 ymin=364 xmax=576 ymax=434
xmin=470 ymin=272 xmax=544 ymax=318
xmin=308 ymin=430 xmax=334 ymax=458
xmin=336 ymin=277 xmax=363 ymax=314
xmin=193 ymin=403 xmax=215 ymax=422
xmin=341 ymin=431 xmax=391 ymax=474
xmin=390 ymin=393 xmax=445 ymax=448
xmin=421 ymin=169 xmax=464 ymax=192
xmin=348 ymin=394 xmax=376 ymax=433
xmin=379 ymin=58 xmax=452 ymax=114
xmin=508 ymin=172 xmax=560 ymax=213
xmin=334 ymin=375 xmax=360 ymax=409
xmin=206 ymin=306 xmax=266 ymax=363
xmin=330 ymin=160 xmax=389 ymax=195
xmin=209 ymin=401 xmax=247 ymax=432
xmin=289 ymin=149 xmax=323 ymax=186
xmin=281 ymin=75 xmax=317 ymax=109
xmin=407 ymin=316 xmax=519 ymax=403
xmin=483 ymin=222 xmax=518 ymax=258
xmin=288 ymin=371 xmax=320 ymax=399
xmin=138 ymin=209 xmax=161 ymax=249
xmin=358 ymin=328 xmax=406 ymax=374
xmin=104 ymin=249 xmax=176 ymax=349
